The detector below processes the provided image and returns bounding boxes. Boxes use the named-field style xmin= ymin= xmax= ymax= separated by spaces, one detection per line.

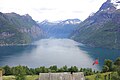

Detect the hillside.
xmin=71 ymin=0 xmax=120 ymax=49
xmin=0 ymin=12 xmax=45 ymax=46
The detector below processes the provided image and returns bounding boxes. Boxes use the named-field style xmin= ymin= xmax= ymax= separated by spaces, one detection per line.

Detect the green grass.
xmin=3 ymin=76 xmax=15 ymax=80
xmin=2 ymin=73 xmax=112 ymax=80
xmin=85 ymin=72 xmax=111 ymax=80
xmin=3 ymin=75 xmax=39 ymax=80
xmin=26 ymin=75 xmax=39 ymax=80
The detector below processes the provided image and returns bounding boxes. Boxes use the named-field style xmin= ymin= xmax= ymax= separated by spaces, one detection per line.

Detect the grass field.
xmin=2 ymin=72 xmax=111 ymax=80
xmin=3 ymin=75 xmax=39 ymax=80
xmin=85 ymin=72 xmax=111 ymax=80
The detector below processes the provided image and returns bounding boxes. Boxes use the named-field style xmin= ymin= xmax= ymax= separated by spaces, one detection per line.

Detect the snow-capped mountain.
xmin=71 ymin=0 xmax=120 ymax=49
xmin=99 ymin=0 xmax=120 ymax=12
xmin=60 ymin=19 xmax=81 ymax=25
xmin=40 ymin=19 xmax=81 ymax=25
xmin=39 ymin=19 xmax=81 ymax=38
xmin=111 ymin=0 xmax=120 ymax=9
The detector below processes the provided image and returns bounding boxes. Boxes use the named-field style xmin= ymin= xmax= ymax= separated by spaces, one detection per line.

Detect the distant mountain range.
xmin=39 ymin=19 xmax=81 ymax=38
xmin=71 ymin=0 xmax=120 ymax=49
xmin=0 ymin=11 xmax=81 ymax=45
xmin=0 ymin=12 xmax=45 ymax=46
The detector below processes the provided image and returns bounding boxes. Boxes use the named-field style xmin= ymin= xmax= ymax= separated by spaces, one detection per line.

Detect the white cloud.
xmin=0 ymin=0 xmax=107 ymax=21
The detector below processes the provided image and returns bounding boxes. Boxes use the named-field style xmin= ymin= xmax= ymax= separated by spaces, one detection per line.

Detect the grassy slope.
xmin=73 ymin=20 xmax=120 ymax=49
xmin=2 ymin=73 xmax=111 ymax=80
xmin=86 ymin=72 xmax=111 ymax=80
xmin=3 ymin=75 xmax=39 ymax=80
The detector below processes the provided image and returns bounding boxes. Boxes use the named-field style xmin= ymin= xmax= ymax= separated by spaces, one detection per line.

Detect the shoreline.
xmin=0 ymin=44 xmax=29 ymax=46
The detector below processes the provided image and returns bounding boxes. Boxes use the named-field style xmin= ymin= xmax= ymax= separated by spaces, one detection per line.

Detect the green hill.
xmin=0 ymin=12 xmax=45 ymax=46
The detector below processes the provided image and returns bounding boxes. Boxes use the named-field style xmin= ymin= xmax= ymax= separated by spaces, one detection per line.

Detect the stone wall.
xmin=39 ymin=72 xmax=85 ymax=80
xmin=0 ymin=70 xmax=2 ymax=80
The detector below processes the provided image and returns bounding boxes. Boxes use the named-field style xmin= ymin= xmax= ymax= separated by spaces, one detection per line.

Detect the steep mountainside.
xmin=39 ymin=19 xmax=81 ymax=38
xmin=0 ymin=12 xmax=45 ymax=46
xmin=71 ymin=0 xmax=120 ymax=49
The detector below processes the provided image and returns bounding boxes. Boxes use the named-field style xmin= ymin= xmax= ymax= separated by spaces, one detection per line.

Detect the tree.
xmin=111 ymin=72 xmax=120 ymax=80
xmin=39 ymin=66 xmax=48 ymax=73
xmin=104 ymin=59 xmax=113 ymax=71
xmin=102 ymin=65 xmax=109 ymax=72
xmin=29 ymin=68 xmax=35 ymax=75
xmin=113 ymin=57 xmax=120 ymax=77
xmin=13 ymin=65 xmax=26 ymax=80
xmin=114 ymin=57 xmax=120 ymax=66
xmin=80 ymin=68 xmax=83 ymax=72
xmin=112 ymin=65 xmax=118 ymax=72
xmin=22 ymin=66 xmax=31 ymax=75
xmin=49 ymin=65 xmax=57 ymax=72
xmin=3 ymin=65 xmax=12 ymax=75
xmin=35 ymin=66 xmax=48 ymax=74
xmin=95 ymin=73 xmax=102 ymax=80
xmin=68 ymin=66 xmax=78 ymax=72
xmin=62 ymin=65 xmax=68 ymax=72
xmin=58 ymin=67 xmax=64 ymax=72
xmin=117 ymin=66 xmax=120 ymax=76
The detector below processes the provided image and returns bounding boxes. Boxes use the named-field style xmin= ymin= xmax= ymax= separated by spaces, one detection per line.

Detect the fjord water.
xmin=0 ymin=39 xmax=120 ymax=70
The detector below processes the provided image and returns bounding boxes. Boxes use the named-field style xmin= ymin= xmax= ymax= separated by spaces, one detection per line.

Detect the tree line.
xmin=0 ymin=65 xmax=98 ymax=76
xmin=101 ymin=57 xmax=120 ymax=80
xmin=0 ymin=57 xmax=120 ymax=80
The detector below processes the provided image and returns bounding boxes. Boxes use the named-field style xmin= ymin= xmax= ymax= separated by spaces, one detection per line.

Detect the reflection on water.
xmin=1 ymin=39 xmax=120 ymax=71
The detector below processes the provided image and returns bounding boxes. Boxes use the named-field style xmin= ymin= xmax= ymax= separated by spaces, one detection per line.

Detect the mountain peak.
xmin=99 ymin=0 xmax=120 ymax=12
xmin=61 ymin=19 xmax=81 ymax=24
xmin=40 ymin=19 xmax=81 ymax=25
xmin=110 ymin=0 xmax=120 ymax=9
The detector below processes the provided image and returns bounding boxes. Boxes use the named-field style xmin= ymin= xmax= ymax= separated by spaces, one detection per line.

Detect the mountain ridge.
xmin=0 ymin=12 xmax=45 ymax=46
xmin=71 ymin=0 xmax=120 ymax=49
xmin=39 ymin=19 xmax=81 ymax=38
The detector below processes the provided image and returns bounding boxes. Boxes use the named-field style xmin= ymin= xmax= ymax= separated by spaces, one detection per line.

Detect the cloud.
xmin=39 ymin=8 xmax=56 ymax=11
xmin=72 ymin=11 xmax=83 ymax=13
xmin=0 ymin=0 xmax=107 ymax=21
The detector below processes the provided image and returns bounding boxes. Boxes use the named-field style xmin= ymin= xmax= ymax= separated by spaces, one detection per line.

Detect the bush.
xmin=102 ymin=65 xmax=109 ymax=72
xmin=111 ymin=72 xmax=120 ymax=80
xmin=95 ymin=73 xmax=102 ymax=80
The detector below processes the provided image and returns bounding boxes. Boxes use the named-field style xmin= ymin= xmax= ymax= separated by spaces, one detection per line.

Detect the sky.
xmin=0 ymin=0 xmax=107 ymax=22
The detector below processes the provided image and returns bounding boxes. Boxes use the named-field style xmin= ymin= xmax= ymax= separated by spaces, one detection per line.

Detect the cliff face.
xmin=0 ymin=12 xmax=45 ymax=45
xmin=71 ymin=0 xmax=120 ymax=49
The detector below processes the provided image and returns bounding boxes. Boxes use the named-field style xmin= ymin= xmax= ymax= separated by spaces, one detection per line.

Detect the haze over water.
xmin=0 ymin=39 xmax=120 ymax=71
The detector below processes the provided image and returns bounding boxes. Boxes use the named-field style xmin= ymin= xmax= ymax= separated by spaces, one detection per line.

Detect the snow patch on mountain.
xmin=111 ymin=0 xmax=120 ymax=9
xmin=40 ymin=19 xmax=81 ymax=25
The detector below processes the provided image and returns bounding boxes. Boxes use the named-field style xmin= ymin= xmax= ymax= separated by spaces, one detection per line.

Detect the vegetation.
xmin=86 ymin=72 xmax=111 ymax=80
xmin=1 ymin=65 xmax=97 ymax=76
xmin=0 ymin=12 xmax=44 ymax=46
xmin=71 ymin=0 xmax=120 ymax=49
xmin=3 ymin=75 xmax=39 ymax=80
xmin=1 ymin=57 xmax=120 ymax=80
xmin=86 ymin=57 xmax=120 ymax=80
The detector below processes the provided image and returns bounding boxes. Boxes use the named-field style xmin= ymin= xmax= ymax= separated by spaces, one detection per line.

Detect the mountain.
xmin=0 ymin=12 xmax=45 ymax=46
xmin=39 ymin=19 xmax=81 ymax=38
xmin=71 ymin=0 xmax=120 ymax=49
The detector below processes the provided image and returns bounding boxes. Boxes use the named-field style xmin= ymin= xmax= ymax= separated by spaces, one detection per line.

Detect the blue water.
xmin=79 ymin=45 xmax=120 ymax=68
xmin=0 ymin=39 xmax=120 ymax=71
